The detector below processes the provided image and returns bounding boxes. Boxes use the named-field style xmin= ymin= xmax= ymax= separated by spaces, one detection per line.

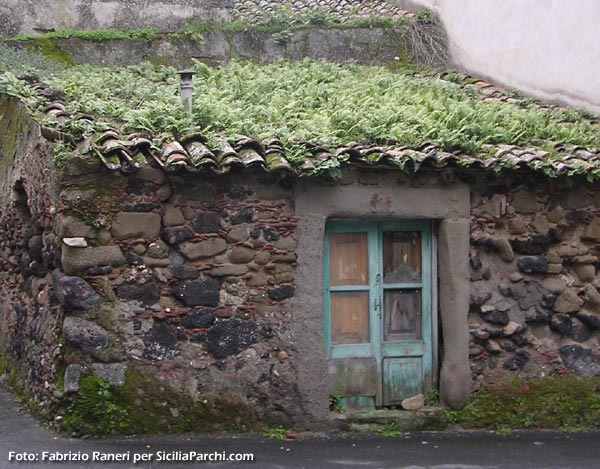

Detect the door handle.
xmin=374 ymin=297 xmax=382 ymax=313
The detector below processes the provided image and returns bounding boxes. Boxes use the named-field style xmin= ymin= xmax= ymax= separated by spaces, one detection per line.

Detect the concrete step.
xmin=338 ymin=407 xmax=447 ymax=433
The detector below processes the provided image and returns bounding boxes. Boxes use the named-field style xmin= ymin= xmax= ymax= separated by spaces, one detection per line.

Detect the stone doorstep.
xmin=337 ymin=407 xmax=447 ymax=433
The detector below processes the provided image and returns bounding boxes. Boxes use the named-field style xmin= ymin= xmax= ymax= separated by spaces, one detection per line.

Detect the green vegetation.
xmin=377 ymin=422 xmax=403 ymax=437
xmin=59 ymin=370 xmax=259 ymax=436
xmin=328 ymin=392 xmax=345 ymax=413
xmin=0 ymin=43 xmax=65 ymax=76
xmin=262 ymin=426 xmax=288 ymax=440
xmin=445 ymin=376 xmax=600 ymax=432
xmin=425 ymin=388 xmax=440 ymax=407
xmin=43 ymin=60 xmax=600 ymax=155
xmin=1 ymin=43 xmax=599 ymax=179
xmin=13 ymin=27 xmax=156 ymax=43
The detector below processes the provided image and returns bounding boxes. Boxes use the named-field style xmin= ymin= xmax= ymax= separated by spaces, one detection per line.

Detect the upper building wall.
xmin=391 ymin=0 xmax=600 ymax=113
xmin=0 ymin=0 xmax=234 ymax=38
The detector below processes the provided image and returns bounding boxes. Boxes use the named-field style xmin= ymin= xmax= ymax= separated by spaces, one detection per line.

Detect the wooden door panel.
xmin=329 ymin=232 xmax=368 ymax=286
xmin=383 ymin=289 xmax=421 ymax=341
xmin=331 ymin=292 xmax=370 ymax=345
xmin=383 ymin=358 xmax=423 ymax=405
xmin=382 ymin=231 xmax=421 ymax=283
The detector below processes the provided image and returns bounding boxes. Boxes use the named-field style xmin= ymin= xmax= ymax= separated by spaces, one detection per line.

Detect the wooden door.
xmin=324 ymin=220 xmax=433 ymax=407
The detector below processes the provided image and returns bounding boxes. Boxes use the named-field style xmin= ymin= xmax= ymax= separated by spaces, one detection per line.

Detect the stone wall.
xmin=55 ymin=164 xmax=303 ymax=427
xmin=0 ymin=96 xmax=62 ymax=414
xmin=468 ymin=176 xmax=600 ymax=388
xmin=0 ymin=0 xmax=234 ymax=39
xmin=8 ymin=27 xmax=415 ymax=69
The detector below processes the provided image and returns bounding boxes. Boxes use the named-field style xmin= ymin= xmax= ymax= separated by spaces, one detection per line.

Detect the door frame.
xmin=323 ymin=219 xmax=436 ymax=407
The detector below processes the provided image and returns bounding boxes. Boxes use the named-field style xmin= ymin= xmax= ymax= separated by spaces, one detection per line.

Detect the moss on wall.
xmin=59 ymin=369 xmax=260 ymax=436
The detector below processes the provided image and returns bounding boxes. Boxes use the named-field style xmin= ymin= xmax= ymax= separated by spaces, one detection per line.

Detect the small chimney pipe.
xmin=178 ymin=70 xmax=196 ymax=114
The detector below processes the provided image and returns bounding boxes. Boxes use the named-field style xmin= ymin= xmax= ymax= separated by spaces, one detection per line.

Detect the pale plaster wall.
xmin=392 ymin=0 xmax=600 ymax=114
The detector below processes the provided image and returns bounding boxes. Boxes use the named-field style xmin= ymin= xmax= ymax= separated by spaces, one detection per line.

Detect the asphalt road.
xmin=0 ymin=384 xmax=599 ymax=469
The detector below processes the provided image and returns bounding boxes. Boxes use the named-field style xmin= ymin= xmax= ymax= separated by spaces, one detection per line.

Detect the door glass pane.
xmin=383 ymin=231 xmax=421 ymax=283
xmin=384 ymin=290 xmax=421 ymax=341
xmin=329 ymin=232 xmax=368 ymax=286
xmin=331 ymin=292 xmax=370 ymax=344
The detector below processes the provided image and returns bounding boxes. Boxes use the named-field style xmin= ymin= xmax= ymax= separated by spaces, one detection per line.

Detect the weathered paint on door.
xmin=324 ymin=220 xmax=433 ymax=407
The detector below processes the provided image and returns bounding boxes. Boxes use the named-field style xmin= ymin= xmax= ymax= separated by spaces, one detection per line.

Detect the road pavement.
xmin=0 ymin=384 xmax=598 ymax=469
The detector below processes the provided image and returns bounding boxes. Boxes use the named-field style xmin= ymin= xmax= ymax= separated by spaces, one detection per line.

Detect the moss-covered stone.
xmin=59 ymin=368 xmax=259 ymax=436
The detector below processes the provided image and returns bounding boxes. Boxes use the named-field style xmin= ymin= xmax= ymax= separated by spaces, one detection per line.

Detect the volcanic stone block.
xmin=171 ymin=265 xmax=199 ymax=280
xmin=193 ymin=211 xmax=220 ymax=233
xmin=116 ymin=281 xmax=160 ymax=306
xmin=207 ymin=319 xmax=257 ymax=358
xmin=143 ymin=322 xmax=179 ymax=361
xmin=181 ymin=309 xmax=216 ymax=329
xmin=550 ymin=314 xmax=572 ymax=334
xmin=52 ymin=270 xmax=99 ymax=311
xmin=553 ymin=288 xmax=583 ymax=314
xmin=111 ymin=212 xmax=161 ymax=240
xmin=559 ymin=345 xmax=600 ymax=377
xmin=517 ymin=256 xmax=548 ymax=274
xmin=510 ymin=234 xmax=550 ymax=255
xmin=61 ymin=245 xmax=126 ymax=275
xmin=62 ymin=317 xmax=111 ymax=356
xmin=267 ymin=285 xmax=295 ymax=300
xmin=179 ymin=238 xmax=227 ymax=260
xmin=229 ymin=246 xmax=256 ymax=264
xmin=163 ymin=226 xmax=194 ymax=245
xmin=480 ymin=306 xmax=510 ymax=326
xmin=172 ymin=279 xmax=220 ymax=307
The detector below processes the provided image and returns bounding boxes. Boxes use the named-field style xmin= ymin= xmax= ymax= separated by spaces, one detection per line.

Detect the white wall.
xmin=400 ymin=0 xmax=600 ymax=113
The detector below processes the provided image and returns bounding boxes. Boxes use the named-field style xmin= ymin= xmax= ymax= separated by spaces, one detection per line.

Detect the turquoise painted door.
xmin=324 ymin=220 xmax=433 ymax=407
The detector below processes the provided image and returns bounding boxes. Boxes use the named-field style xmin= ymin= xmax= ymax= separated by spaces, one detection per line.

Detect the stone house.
xmin=2 ymin=75 xmax=600 ymax=430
